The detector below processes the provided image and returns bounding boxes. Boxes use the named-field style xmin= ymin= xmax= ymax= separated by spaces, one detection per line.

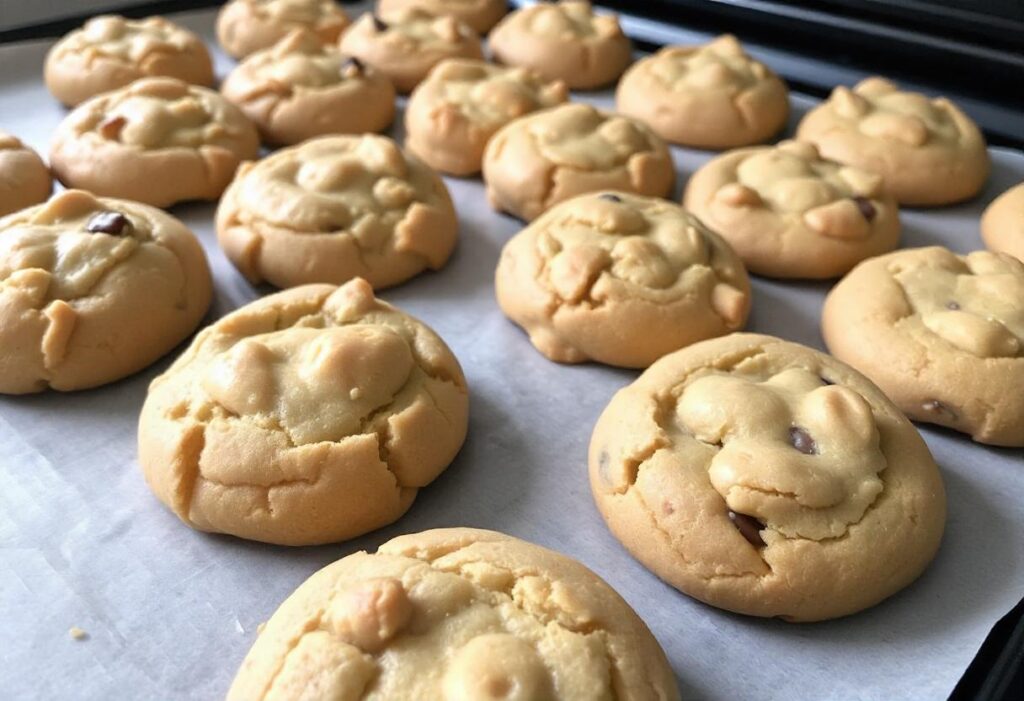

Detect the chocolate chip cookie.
xmin=0 ymin=132 xmax=52 ymax=218
xmin=216 ymin=0 xmax=350 ymax=59
xmin=377 ymin=0 xmax=507 ymax=34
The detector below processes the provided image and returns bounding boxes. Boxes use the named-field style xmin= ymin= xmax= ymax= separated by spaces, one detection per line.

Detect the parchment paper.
xmin=1 ymin=6 xmax=1022 ymax=700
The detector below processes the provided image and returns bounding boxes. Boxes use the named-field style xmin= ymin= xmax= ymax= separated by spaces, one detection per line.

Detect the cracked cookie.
xmin=138 ymin=279 xmax=469 ymax=545
xmin=49 ymin=77 xmax=260 ymax=208
xmin=377 ymin=0 xmax=507 ymax=34
xmin=0 ymin=132 xmax=52 ymax=218
xmin=216 ymin=134 xmax=457 ymax=290
xmin=216 ymin=0 xmax=350 ymax=59
xmin=339 ymin=9 xmax=483 ymax=94
xmin=589 ymin=333 xmax=946 ymax=621
xmin=796 ymin=77 xmax=989 ymax=206
xmin=496 ymin=192 xmax=751 ymax=368
xmin=489 ymin=1 xmax=631 ymax=90
xmin=404 ymin=58 xmax=568 ymax=176
xmin=0 ymin=190 xmax=212 ymax=394
xmin=44 ymin=15 xmax=214 ymax=108
xmin=227 ymin=527 xmax=680 ymax=699
xmin=981 ymin=182 xmax=1024 ymax=261
xmin=221 ymin=30 xmax=396 ymax=146
xmin=683 ymin=140 xmax=901 ymax=279
xmin=823 ymin=247 xmax=1024 ymax=447
xmin=483 ymin=103 xmax=675 ymax=222
xmin=616 ymin=35 xmax=788 ymax=149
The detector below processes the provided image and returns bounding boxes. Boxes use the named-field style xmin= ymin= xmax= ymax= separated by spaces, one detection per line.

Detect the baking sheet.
xmin=1 ymin=5 xmax=1023 ymax=700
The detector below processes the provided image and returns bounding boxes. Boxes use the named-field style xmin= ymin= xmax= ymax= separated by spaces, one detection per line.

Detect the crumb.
xmin=69 ymin=627 xmax=88 ymax=640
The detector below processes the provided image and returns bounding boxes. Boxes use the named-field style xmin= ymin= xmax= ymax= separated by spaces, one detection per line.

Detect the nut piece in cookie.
xmin=490 ymin=1 xmax=632 ymax=90
xmin=226 ymin=528 xmax=680 ymax=698
xmin=483 ymin=103 xmax=676 ymax=221
xmin=221 ymin=29 xmax=396 ymax=146
xmin=44 ymin=15 xmax=214 ymax=107
xmin=683 ymin=139 xmax=900 ymax=279
xmin=496 ymin=191 xmax=751 ymax=367
xmin=49 ymin=77 xmax=260 ymax=208
xmin=377 ymin=0 xmax=508 ymax=34
xmin=981 ymin=182 xmax=1024 ymax=262
xmin=796 ymin=77 xmax=989 ymax=206
xmin=339 ymin=9 xmax=483 ymax=93
xmin=137 ymin=280 xmax=469 ymax=545
xmin=616 ymin=35 xmax=789 ymax=149
xmin=0 ymin=131 xmax=52 ymax=217
xmin=0 ymin=190 xmax=212 ymax=393
xmin=589 ymin=333 xmax=946 ymax=621
xmin=404 ymin=58 xmax=568 ymax=176
xmin=216 ymin=134 xmax=458 ymax=290
xmin=823 ymin=246 xmax=1024 ymax=446
xmin=216 ymin=0 xmax=350 ymax=59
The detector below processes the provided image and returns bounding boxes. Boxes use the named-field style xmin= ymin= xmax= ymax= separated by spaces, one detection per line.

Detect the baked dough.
xmin=216 ymin=0 xmax=350 ymax=59
xmin=49 ymin=77 xmax=260 ymax=208
xmin=216 ymin=134 xmax=458 ymax=290
xmin=339 ymin=9 xmax=483 ymax=93
xmin=823 ymin=247 xmax=1024 ymax=447
xmin=0 ymin=132 xmax=52 ymax=218
xmin=796 ymin=77 xmax=989 ymax=206
xmin=0 ymin=190 xmax=211 ymax=393
xmin=138 ymin=279 xmax=469 ymax=545
xmin=496 ymin=191 xmax=751 ymax=367
xmin=377 ymin=0 xmax=507 ymax=34
xmin=489 ymin=1 xmax=631 ymax=90
xmin=683 ymin=139 xmax=901 ymax=279
xmin=981 ymin=182 xmax=1024 ymax=261
xmin=227 ymin=527 xmax=680 ymax=699
xmin=404 ymin=58 xmax=568 ymax=176
xmin=221 ymin=30 xmax=396 ymax=146
xmin=589 ymin=333 xmax=946 ymax=621
xmin=44 ymin=15 xmax=214 ymax=107
xmin=483 ymin=103 xmax=676 ymax=221
xmin=616 ymin=35 xmax=789 ymax=149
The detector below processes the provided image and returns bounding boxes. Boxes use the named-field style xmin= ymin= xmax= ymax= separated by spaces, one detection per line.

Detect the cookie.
xmin=377 ymin=0 xmax=507 ymax=34
xmin=221 ymin=30 xmax=396 ymax=146
xmin=616 ymin=35 xmax=789 ymax=149
xmin=0 ymin=190 xmax=212 ymax=394
xmin=49 ymin=77 xmax=260 ymax=208
xmin=589 ymin=333 xmax=946 ymax=621
xmin=823 ymin=247 xmax=1024 ymax=447
xmin=496 ymin=192 xmax=751 ymax=367
xmin=216 ymin=0 xmax=350 ymax=59
xmin=0 ymin=132 xmax=52 ymax=218
xmin=44 ymin=15 xmax=214 ymax=107
xmin=339 ymin=9 xmax=483 ymax=94
xmin=483 ymin=103 xmax=676 ymax=221
xmin=683 ymin=140 xmax=900 ymax=279
xmin=216 ymin=134 xmax=458 ymax=290
xmin=489 ymin=1 xmax=631 ymax=90
xmin=404 ymin=58 xmax=568 ymax=176
xmin=138 ymin=279 xmax=469 ymax=545
xmin=981 ymin=182 xmax=1024 ymax=261
xmin=227 ymin=527 xmax=680 ymax=699
xmin=796 ymin=77 xmax=989 ymax=206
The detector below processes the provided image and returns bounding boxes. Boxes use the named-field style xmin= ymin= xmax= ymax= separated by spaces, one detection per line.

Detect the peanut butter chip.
xmin=329 ymin=577 xmax=412 ymax=653
xmin=443 ymin=634 xmax=552 ymax=701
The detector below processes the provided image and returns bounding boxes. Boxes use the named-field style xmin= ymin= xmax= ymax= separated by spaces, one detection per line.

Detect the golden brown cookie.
xmin=683 ymin=140 xmax=901 ymax=279
xmin=49 ymin=77 xmax=260 ymax=208
xmin=823 ymin=247 xmax=1024 ymax=447
xmin=496 ymin=192 xmax=751 ymax=367
xmin=482 ymin=103 xmax=676 ymax=221
xmin=44 ymin=15 xmax=214 ymax=107
xmin=0 ymin=190 xmax=211 ymax=394
xmin=616 ymin=35 xmax=789 ymax=149
xmin=796 ymin=77 xmax=989 ymax=206
xmin=589 ymin=333 xmax=946 ymax=621
xmin=404 ymin=58 xmax=568 ymax=176
xmin=227 ymin=528 xmax=680 ymax=699
xmin=221 ymin=30 xmax=396 ymax=146
xmin=216 ymin=0 xmax=350 ymax=59
xmin=138 ymin=279 xmax=469 ymax=545
xmin=0 ymin=132 xmax=52 ymax=218
xmin=377 ymin=0 xmax=507 ymax=34
xmin=981 ymin=182 xmax=1024 ymax=261
xmin=489 ymin=1 xmax=631 ymax=90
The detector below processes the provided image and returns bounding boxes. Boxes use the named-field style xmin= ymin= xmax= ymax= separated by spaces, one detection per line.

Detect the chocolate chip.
xmin=788 ymin=426 xmax=818 ymax=454
xmin=820 ymin=375 xmax=834 ymax=386
xmin=371 ymin=15 xmax=388 ymax=31
xmin=341 ymin=57 xmax=364 ymax=75
xmin=852 ymin=196 xmax=876 ymax=221
xmin=922 ymin=400 xmax=957 ymax=420
xmin=946 ymin=300 xmax=961 ymax=310
xmin=728 ymin=510 xmax=765 ymax=547
xmin=598 ymin=193 xmax=622 ymax=202
xmin=85 ymin=211 xmax=131 ymax=236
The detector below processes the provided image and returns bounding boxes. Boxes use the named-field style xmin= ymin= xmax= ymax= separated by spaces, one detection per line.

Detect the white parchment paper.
xmin=1 ymin=6 xmax=1022 ymax=700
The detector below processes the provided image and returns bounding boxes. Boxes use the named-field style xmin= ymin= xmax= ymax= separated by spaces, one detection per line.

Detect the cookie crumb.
xmin=69 ymin=626 xmax=88 ymax=640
